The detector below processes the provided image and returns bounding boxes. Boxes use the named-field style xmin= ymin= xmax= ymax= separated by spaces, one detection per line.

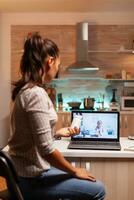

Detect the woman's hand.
xmin=55 ymin=127 xmax=80 ymax=138
xmin=45 ymin=149 xmax=96 ymax=182
xmin=74 ymin=167 xmax=96 ymax=182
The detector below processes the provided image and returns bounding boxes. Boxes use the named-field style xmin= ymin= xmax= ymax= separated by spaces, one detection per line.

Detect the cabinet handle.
xmin=85 ymin=162 xmax=91 ymax=171
xmin=120 ymin=116 xmax=122 ymax=129
xmin=124 ymin=116 xmax=128 ymax=129
xmin=71 ymin=162 xmax=76 ymax=167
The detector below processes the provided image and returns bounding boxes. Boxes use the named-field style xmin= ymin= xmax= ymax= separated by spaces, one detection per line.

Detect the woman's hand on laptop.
xmin=55 ymin=127 xmax=80 ymax=138
xmin=74 ymin=167 xmax=96 ymax=182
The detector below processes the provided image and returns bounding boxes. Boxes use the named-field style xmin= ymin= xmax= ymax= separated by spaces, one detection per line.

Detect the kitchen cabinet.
xmin=80 ymin=157 xmax=134 ymax=200
xmin=53 ymin=138 xmax=134 ymax=200
xmin=66 ymin=157 xmax=133 ymax=200
xmin=120 ymin=112 xmax=134 ymax=137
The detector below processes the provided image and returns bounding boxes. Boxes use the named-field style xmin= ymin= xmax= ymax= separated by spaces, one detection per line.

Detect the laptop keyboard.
xmin=71 ymin=141 xmax=119 ymax=146
xmin=69 ymin=141 xmax=121 ymax=150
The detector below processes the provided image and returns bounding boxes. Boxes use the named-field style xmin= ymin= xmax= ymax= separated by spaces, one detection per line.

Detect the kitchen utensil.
xmin=67 ymin=102 xmax=81 ymax=109
xmin=111 ymin=88 xmax=117 ymax=103
xmin=84 ymin=98 xmax=95 ymax=109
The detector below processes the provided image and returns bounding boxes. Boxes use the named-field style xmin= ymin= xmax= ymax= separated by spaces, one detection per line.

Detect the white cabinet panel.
xmin=80 ymin=158 xmax=134 ymax=200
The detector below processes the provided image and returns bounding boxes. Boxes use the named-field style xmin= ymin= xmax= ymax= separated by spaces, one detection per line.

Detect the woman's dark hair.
xmin=12 ymin=32 xmax=59 ymax=101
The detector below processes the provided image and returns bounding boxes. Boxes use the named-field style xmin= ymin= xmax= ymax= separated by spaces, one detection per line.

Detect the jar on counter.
xmin=57 ymin=93 xmax=63 ymax=111
xmin=121 ymin=70 xmax=126 ymax=80
xmin=126 ymin=72 xmax=132 ymax=80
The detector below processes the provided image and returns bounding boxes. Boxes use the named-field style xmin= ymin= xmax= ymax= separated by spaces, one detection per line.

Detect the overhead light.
xmin=69 ymin=67 xmax=99 ymax=72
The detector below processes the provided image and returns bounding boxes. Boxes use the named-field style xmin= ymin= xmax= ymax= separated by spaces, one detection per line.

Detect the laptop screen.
xmin=71 ymin=110 xmax=120 ymax=141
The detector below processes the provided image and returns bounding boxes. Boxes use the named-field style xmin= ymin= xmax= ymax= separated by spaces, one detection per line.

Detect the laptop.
xmin=68 ymin=110 xmax=121 ymax=150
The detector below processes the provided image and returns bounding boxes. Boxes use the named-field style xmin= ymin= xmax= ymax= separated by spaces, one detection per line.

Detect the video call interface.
xmin=73 ymin=112 xmax=118 ymax=139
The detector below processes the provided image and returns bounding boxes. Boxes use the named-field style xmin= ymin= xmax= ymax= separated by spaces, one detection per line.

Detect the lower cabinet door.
xmin=80 ymin=158 xmax=134 ymax=200
xmin=120 ymin=114 xmax=134 ymax=137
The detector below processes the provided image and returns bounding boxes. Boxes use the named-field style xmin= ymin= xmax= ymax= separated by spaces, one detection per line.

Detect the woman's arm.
xmin=45 ymin=148 xmax=96 ymax=182
xmin=25 ymin=89 xmax=95 ymax=181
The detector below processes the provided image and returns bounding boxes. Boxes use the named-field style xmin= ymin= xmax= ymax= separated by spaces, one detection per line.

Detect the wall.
xmin=0 ymin=12 xmax=134 ymax=143
xmin=11 ymin=25 xmax=76 ymax=81
xmin=0 ymin=14 xmax=11 ymax=148
xmin=11 ymin=24 xmax=134 ymax=109
xmin=11 ymin=25 xmax=134 ymax=81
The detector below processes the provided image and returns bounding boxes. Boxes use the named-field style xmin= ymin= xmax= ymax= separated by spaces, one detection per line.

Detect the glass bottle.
xmin=57 ymin=93 xmax=63 ymax=111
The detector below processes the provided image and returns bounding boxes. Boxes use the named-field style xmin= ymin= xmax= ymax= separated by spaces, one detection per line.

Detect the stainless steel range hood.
xmin=67 ymin=22 xmax=99 ymax=72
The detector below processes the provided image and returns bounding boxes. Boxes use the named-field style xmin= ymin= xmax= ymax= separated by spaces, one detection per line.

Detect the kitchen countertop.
xmin=3 ymin=137 xmax=134 ymax=158
xmin=54 ymin=137 xmax=134 ymax=158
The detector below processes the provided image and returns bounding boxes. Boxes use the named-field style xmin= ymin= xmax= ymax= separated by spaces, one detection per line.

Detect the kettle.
xmin=84 ymin=97 xmax=95 ymax=109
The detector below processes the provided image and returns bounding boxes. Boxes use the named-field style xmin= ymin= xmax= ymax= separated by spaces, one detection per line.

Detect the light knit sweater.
xmin=8 ymin=85 xmax=57 ymax=177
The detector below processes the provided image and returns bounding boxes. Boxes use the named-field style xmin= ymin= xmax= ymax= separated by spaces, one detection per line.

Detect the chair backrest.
xmin=0 ymin=151 xmax=24 ymax=200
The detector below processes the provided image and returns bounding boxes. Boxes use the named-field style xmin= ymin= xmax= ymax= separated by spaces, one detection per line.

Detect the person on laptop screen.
xmin=95 ymin=120 xmax=104 ymax=137
xmin=73 ymin=112 xmax=117 ymax=139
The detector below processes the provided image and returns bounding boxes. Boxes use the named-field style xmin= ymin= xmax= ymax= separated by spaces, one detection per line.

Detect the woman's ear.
xmin=45 ymin=57 xmax=54 ymax=71
xmin=48 ymin=57 xmax=54 ymax=68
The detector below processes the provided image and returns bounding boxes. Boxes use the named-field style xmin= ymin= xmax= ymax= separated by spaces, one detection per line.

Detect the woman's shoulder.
xmin=31 ymin=85 xmax=47 ymax=95
xmin=20 ymin=85 xmax=48 ymax=102
xmin=21 ymin=85 xmax=46 ymax=95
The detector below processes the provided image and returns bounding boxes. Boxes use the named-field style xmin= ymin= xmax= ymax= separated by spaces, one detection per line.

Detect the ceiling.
xmin=0 ymin=0 xmax=134 ymax=13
